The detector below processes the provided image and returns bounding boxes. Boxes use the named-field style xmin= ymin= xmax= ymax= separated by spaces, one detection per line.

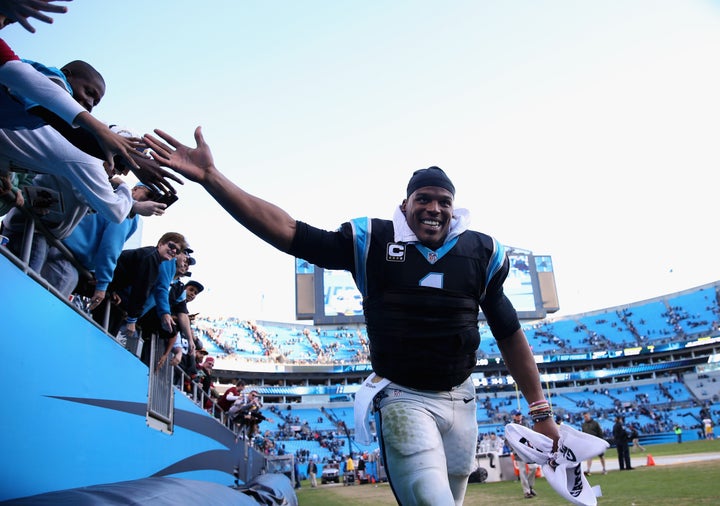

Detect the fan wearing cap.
xmin=167 ymin=270 xmax=206 ymax=380
xmin=144 ymin=128 xmax=560 ymax=506
xmin=185 ymin=280 xmax=204 ymax=302
xmin=138 ymin=247 xmax=198 ymax=370
xmin=94 ymin=231 xmax=187 ymax=342
xmin=168 ymin=258 xmax=202 ymax=355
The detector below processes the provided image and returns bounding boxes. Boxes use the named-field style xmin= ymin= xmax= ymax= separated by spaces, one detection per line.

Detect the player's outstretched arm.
xmin=0 ymin=0 xmax=71 ymax=33
xmin=144 ymin=126 xmax=297 ymax=252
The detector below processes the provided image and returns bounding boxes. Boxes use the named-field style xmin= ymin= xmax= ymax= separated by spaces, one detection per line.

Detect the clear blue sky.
xmin=7 ymin=0 xmax=720 ymax=321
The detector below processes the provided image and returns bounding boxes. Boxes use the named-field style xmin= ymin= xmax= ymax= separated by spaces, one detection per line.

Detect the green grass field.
xmin=295 ymin=439 xmax=720 ymax=505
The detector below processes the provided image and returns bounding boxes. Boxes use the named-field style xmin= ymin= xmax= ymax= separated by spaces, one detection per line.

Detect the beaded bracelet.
xmin=532 ymin=411 xmax=554 ymax=423
xmin=529 ymin=407 xmax=552 ymax=415
xmin=525 ymin=398 xmax=553 ymax=423
xmin=528 ymin=399 xmax=548 ymax=408
xmin=528 ymin=401 xmax=551 ymax=414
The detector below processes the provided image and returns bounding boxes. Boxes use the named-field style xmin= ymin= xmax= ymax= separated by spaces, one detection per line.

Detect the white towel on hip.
xmin=353 ymin=373 xmax=391 ymax=445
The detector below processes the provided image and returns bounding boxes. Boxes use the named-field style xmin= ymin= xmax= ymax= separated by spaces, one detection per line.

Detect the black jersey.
xmin=290 ymin=217 xmax=520 ymax=390
xmin=110 ymin=246 xmax=163 ymax=320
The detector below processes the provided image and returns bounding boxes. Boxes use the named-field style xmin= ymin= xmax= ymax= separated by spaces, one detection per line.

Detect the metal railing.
xmin=171 ymin=362 xmax=241 ymax=434
xmin=2 ymin=196 xmax=279 ymax=485
xmin=2 ymin=223 xmax=236 ymax=426
xmin=147 ymin=333 xmax=175 ymax=434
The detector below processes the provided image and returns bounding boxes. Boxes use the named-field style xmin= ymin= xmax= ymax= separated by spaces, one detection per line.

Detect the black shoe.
xmin=530 ymin=489 xmax=537 ymax=497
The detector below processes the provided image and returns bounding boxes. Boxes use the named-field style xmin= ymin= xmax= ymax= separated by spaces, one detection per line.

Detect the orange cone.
xmin=647 ymin=454 xmax=655 ymax=466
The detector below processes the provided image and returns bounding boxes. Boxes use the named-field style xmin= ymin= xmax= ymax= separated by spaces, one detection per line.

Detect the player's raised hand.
xmin=144 ymin=126 xmax=216 ymax=185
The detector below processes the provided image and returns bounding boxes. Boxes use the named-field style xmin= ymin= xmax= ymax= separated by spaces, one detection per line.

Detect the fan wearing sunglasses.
xmin=92 ymin=232 xmax=187 ymax=341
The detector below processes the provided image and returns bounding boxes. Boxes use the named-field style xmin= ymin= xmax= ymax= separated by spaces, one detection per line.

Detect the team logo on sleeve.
xmin=386 ymin=243 xmax=406 ymax=262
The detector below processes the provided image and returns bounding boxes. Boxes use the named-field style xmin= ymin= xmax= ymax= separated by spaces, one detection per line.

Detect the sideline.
xmin=594 ymin=451 xmax=720 ymax=473
xmin=648 ymin=452 xmax=720 ymax=467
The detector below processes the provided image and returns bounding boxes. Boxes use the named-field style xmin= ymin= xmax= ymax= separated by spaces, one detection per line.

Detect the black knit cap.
xmin=406 ymin=166 xmax=455 ymax=197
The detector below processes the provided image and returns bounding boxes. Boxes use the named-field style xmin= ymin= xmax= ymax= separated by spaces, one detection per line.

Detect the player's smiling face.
xmin=401 ymin=186 xmax=454 ymax=250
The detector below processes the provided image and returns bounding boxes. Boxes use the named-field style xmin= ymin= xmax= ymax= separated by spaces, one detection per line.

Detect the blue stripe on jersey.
xmin=350 ymin=217 xmax=371 ymax=296
xmin=413 ymin=236 xmax=459 ymax=265
xmin=485 ymin=238 xmax=506 ymax=291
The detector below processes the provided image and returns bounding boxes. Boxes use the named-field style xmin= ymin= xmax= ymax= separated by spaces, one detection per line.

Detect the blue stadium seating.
xmin=620 ymin=301 xmax=675 ymax=343
xmin=196 ymin=285 xmax=719 ymax=360
xmin=666 ymin=288 xmax=718 ymax=335
xmin=577 ymin=311 xmax=633 ymax=348
xmin=191 ymin=284 xmax=720 ymax=461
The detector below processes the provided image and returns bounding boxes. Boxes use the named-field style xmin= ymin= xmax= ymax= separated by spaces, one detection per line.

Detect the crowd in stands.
xmin=476 ymin=378 xmax=720 ymax=444
xmin=0 ymin=5 xmax=218 ymax=391
xmin=487 ymin=290 xmax=720 ymax=358
xmin=193 ymin=317 xmax=371 ymax=365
